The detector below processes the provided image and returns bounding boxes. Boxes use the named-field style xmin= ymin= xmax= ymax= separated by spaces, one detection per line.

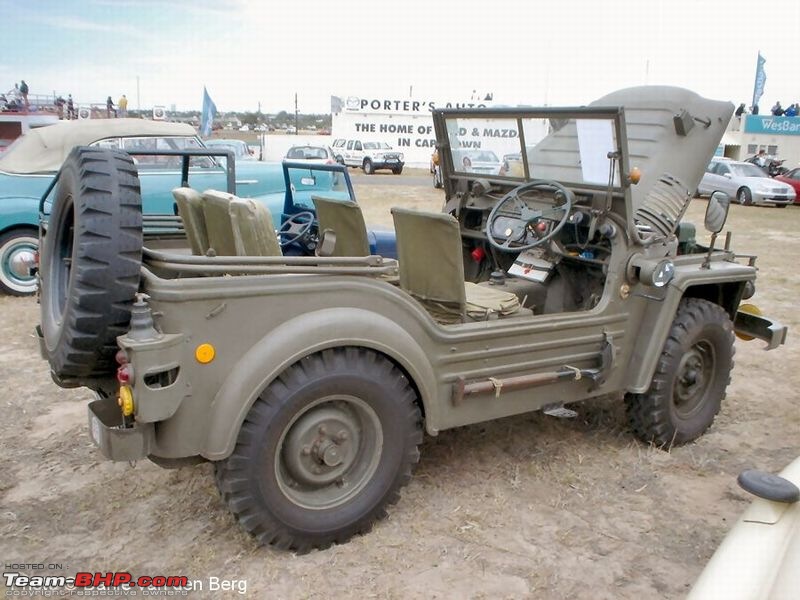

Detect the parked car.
xmin=284 ymin=145 xmax=336 ymax=164
xmin=204 ymin=138 xmax=256 ymax=161
xmin=452 ymin=149 xmax=502 ymax=176
xmin=0 ymin=119 xmax=284 ymax=295
xmin=688 ymin=456 xmax=800 ymax=599
xmin=331 ymin=138 xmax=346 ymax=163
xmin=337 ymin=139 xmax=404 ymax=174
xmin=697 ymin=157 xmax=795 ymax=206
xmin=774 ymin=167 xmax=800 ymax=205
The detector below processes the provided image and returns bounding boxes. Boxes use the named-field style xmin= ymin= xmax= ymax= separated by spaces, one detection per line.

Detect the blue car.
xmin=0 ymin=119 xmax=285 ymax=295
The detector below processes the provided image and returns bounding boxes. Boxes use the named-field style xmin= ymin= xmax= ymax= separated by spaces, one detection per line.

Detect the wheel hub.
xmin=674 ymin=342 xmax=714 ymax=415
xmin=8 ymin=247 xmax=36 ymax=279
xmin=276 ymin=396 xmax=383 ymax=510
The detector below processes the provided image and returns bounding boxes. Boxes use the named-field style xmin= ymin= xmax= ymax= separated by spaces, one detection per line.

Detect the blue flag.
xmin=751 ymin=52 xmax=766 ymax=110
xmin=200 ymin=86 xmax=217 ymax=137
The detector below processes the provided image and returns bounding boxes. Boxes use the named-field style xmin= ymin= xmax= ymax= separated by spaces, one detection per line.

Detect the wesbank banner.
xmin=744 ymin=115 xmax=800 ymax=136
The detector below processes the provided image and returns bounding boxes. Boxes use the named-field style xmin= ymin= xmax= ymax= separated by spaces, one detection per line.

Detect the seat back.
xmin=391 ymin=207 xmax=466 ymax=318
xmin=172 ymin=187 xmax=209 ymax=255
xmin=201 ymin=190 xmax=237 ymax=256
xmin=312 ymin=195 xmax=370 ymax=256
xmin=229 ymin=197 xmax=282 ymax=256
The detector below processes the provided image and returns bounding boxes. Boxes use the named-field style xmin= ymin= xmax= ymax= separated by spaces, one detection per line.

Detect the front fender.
xmin=202 ymin=307 xmax=438 ymax=460
xmin=626 ymin=260 xmax=753 ymax=393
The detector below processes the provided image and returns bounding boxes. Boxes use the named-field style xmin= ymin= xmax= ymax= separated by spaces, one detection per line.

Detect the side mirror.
xmin=723 ymin=172 xmax=732 ymax=179
xmin=705 ymin=191 xmax=730 ymax=234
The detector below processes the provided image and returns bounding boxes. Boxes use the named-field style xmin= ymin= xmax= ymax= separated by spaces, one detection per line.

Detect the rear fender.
xmin=202 ymin=307 xmax=437 ymax=460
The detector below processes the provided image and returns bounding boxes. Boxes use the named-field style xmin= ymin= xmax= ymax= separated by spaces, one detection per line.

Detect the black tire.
xmin=40 ymin=146 xmax=143 ymax=379
xmin=216 ymin=347 xmax=423 ymax=552
xmin=737 ymin=187 xmax=753 ymax=206
xmin=392 ymin=166 xmax=403 ymax=175
xmin=363 ymin=159 xmax=374 ymax=175
xmin=625 ymin=298 xmax=734 ymax=448
xmin=775 ymin=203 xmax=787 ymax=208
xmin=0 ymin=228 xmax=39 ymax=296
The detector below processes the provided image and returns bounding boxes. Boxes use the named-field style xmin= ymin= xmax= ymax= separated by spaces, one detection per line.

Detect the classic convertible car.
xmin=0 ymin=119 xmax=285 ymax=295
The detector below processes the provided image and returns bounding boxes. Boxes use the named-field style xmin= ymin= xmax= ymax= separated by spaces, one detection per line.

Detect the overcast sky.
xmin=2 ymin=0 xmax=798 ymax=114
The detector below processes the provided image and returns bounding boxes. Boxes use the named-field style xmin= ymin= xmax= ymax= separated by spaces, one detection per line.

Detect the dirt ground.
xmin=1 ymin=177 xmax=798 ymax=599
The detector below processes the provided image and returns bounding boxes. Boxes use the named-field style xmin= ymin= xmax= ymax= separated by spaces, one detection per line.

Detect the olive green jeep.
xmin=37 ymin=86 xmax=787 ymax=552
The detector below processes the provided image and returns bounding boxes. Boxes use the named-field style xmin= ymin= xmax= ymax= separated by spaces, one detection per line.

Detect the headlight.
xmin=650 ymin=259 xmax=675 ymax=287
xmin=627 ymin=255 xmax=675 ymax=288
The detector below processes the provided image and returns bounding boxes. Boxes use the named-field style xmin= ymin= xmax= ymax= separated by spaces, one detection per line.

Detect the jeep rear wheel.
xmin=39 ymin=146 xmax=143 ymax=379
xmin=363 ymin=159 xmax=374 ymax=175
xmin=392 ymin=166 xmax=403 ymax=175
xmin=216 ymin=347 xmax=422 ymax=552
xmin=625 ymin=298 xmax=734 ymax=448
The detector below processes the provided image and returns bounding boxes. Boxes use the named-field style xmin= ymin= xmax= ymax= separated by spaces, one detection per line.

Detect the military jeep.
xmin=38 ymin=86 xmax=787 ymax=552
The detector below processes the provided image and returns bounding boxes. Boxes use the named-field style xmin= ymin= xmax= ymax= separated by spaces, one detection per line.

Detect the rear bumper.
xmin=88 ymin=395 xmax=153 ymax=461
xmin=734 ymin=310 xmax=788 ymax=350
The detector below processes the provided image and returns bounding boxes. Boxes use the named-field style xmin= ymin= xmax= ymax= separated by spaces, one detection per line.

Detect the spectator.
xmin=735 ymin=103 xmax=746 ymax=117
xmin=54 ymin=95 xmax=65 ymax=119
xmin=118 ymin=94 xmax=128 ymax=118
xmin=106 ymin=96 xmax=116 ymax=118
xmin=754 ymin=149 xmax=768 ymax=168
xmin=67 ymin=94 xmax=75 ymax=119
xmin=771 ymin=101 xmax=784 ymax=116
xmin=751 ymin=104 xmax=759 ymax=115
xmin=785 ymin=103 xmax=798 ymax=118
xmin=19 ymin=80 xmax=28 ymax=110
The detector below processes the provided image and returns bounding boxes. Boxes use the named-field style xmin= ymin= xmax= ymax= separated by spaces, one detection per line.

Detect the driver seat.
xmin=202 ymin=190 xmax=281 ymax=256
xmin=312 ymin=195 xmax=370 ymax=256
xmin=173 ymin=187 xmax=210 ymax=255
xmin=391 ymin=207 xmax=527 ymax=324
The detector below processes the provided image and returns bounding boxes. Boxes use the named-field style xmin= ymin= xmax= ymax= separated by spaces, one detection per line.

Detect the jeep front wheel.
xmin=216 ymin=347 xmax=422 ymax=552
xmin=625 ymin=298 xmax=734 ymax=448
xmin=362 ymin=159 xmax=374 ymax=175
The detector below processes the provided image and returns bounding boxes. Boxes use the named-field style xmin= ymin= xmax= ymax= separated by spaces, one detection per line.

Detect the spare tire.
xmin=40 ymin=146 xmax=143 ymax=380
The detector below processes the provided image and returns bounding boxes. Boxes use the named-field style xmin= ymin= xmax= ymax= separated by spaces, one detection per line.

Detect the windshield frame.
xmin=432 ymin=106 xmax=630 ymax=195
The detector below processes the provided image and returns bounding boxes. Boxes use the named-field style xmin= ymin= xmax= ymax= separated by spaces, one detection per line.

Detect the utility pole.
xmin=136 ymin=75 xmax=140 ymax=112
xmin=294 ymin=93 xmax=299 ymax=134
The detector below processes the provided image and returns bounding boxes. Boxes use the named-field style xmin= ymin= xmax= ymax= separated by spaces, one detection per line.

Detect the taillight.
xmin=117 ymin=365 xmax=133 ymax=384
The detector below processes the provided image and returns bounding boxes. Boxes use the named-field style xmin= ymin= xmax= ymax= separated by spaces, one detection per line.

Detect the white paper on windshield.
xmin=576 ymin=119 xmax=618 ymax=185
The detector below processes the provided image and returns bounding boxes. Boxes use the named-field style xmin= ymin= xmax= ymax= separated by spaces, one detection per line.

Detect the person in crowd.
xmin=784 ymin=103 xmax=798 ymax=118
xmin=751 ymin=104 xmax=759 ymax=115
xmin=118 ymin=94 xmax=128 ymax=118
xmin=753 ymin=149 xmax=768 ymax=168
xmin=735 ymin=103 xmax=746 ymax=117
xmin=106 ymin=96 xmax=116 ymax=118
xmin=54 ymin=96 xmax=65 ymax=119
xmin=19 ymin=80 xmax=28 ymax=110
xmin=66 ymin=94 xmax=75 ymax=119
xmin=771 ymin=101 xmax=784 ymax=116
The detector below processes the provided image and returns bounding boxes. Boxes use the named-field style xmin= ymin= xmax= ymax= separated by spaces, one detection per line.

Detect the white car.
xmin=688 ymin=456 xmax=800 ymax=599
xmin=335 ymin=139 xmax=404 ymax=174
xmin=698 ymin=158 xmax=795 ymax=206
xmin=284 ymin=145 xmax=336 ymax=164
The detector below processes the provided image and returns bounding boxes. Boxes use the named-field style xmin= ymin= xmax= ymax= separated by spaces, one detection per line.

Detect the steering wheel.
xmin=485 ymin=180 xmax=574 ymax=252
xmin=278 ymin=211 xmax=315 ymax=247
